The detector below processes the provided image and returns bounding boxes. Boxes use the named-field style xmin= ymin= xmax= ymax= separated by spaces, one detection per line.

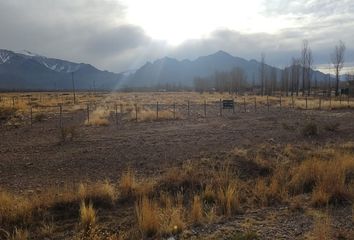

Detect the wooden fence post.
xmin=243 ymin=97 xmax=246 ymax=113
xmin=306 ymin=96 xmax=308 ymax=110
xmin=30 ymin=106 xmax=33 ymax=127
xmin=115 ymin=104 xmax=118 ymax=125
xmin=12 ymin=97 xmax=15 ymax=109
xmin=219 ymin=99 xmax=222 ymax=117
xmin=232 ymin=98 xmax=235 ymax=114
xmin=135 ymin=104 xmax=138 ymax=122
xmin=267 ymin=95 xmax=269 ymax=112
xmin=292 ymin=95 xmax=294 ymax=109
xmin=173 ymin=102 xmax=176 ymax=119
xmin=329 ymin=95 xmax=332 ymax=109
xmin=187 ymin=100 xmax=190 ymax=118
xmin=204 ymin=100 xmax=207 ymax=118
xmin=156 ymin=101 xmax=159 ymax=120
xmin=86 ymin=104 xmax=90 ymax=124
xmin=254 ymin=97 xmax=257 ymax=112
xmin=59 ymin=104 xmax=62 ymax=129
xmin=340 ymin=94 xmax=342 ymax=104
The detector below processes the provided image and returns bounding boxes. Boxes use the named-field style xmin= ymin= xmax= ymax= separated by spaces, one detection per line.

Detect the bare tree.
xmin=260 ymin=53 xmax=266 ymax=96
xmin=331 ymin=40 xmax=346 ymax=96
xmin=306 ymin=48 xmax=313 ymax=96
xmin=301 ymin=40 xmax=308 ymax=96
xmin=300 ymin=40 xmax=313 ymax=96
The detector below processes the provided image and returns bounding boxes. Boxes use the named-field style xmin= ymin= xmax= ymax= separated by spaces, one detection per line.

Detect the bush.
xmin=0 ymin=107 xmax=17 ymax=123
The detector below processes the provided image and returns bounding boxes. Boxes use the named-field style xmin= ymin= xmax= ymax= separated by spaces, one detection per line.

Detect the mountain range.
xmin=0 ymin=49 xmax=328 ymax=90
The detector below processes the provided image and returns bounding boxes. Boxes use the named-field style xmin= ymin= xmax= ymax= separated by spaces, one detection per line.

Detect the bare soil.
xmin=1 ymin=104 xmax=354 ymax=239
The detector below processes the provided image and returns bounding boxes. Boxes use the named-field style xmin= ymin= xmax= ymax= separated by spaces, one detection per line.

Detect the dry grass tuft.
xmin=191 ymin=195 xmax=204 ymax=224
xmin=85 ymin=107 xmax=110 ymax=126
xmin=0 ymin=190 xmax=33 ymax=225
xmin=217 ymin=182 xmax=239 ymax=216
xmin=10 ymin=228 xmax=29 ymax=240
xmin=135 ymin=196 xmax=160 ymax=237
xmin=78 ymin=181 xmax=117 ymax=206
xmin=119 ymin=169 xmax=137 ymax=199
xmin=79 ymin=201 xmax=96 ymax=229
xmin=306 ymin=213 xmax=333 ymax=240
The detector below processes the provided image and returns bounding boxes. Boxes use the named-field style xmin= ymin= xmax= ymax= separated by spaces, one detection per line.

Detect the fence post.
xmin=120 ymin=104 xmax=123 ymax=115
xmin=340 ymin=94 xmax=342 ymax=104
xmin=187 ymin=100 xmax=190 ymax=118
xmin=279 ymin=96 xmax=282 ymax=110
xmin=292 ymin=95 xmax=294 ymax=109
xmin=232 ymin=98 xmax=235 ymax=114
xmin=115 ymin=104 xmax=118 ymax=125
xmin=135 ymin=103 xmax=138 ymax=122
xmin=219 ymin=99 xmax=222 ymax=117
xmin=12 ymin=97 xmax=15 ymax=109
xmin=267 ymin=95 xmax=269 ymax=112
xmin=173 ymin=102 xmax=176 ymax=119
xmin=204 ymin=100 xmax=207 ymax=118
xmin=156 ymin=101 xmax=159 ymax=120
xmin=348 ymin=95 xmax=350 ymax=108
xmin=306 ymin=96 xmax=308 ymax=110
xmin=86 ymin=104 xmax=90 ymax=124
xmin=319 ymin=97 xmax=321 ymax=110
xmin=30 ymin=106 xmax=33 ymax=127
xmin=329 ymin=95 xmax=332 ymax=109
xmin=254 ymin=97 xmax=257 ymax=112
xmin=59 ymin=104 xmax=62 ymax=129
xmin=243 ymin=97 xmax=246 ymax=113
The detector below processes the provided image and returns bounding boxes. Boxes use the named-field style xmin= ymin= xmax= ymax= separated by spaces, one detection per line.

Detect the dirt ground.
xmin=1 ymin=104 xmax=353 ymax=192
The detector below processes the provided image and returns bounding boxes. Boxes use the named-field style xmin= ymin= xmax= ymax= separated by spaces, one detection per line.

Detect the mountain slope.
xmin=126 ymin=50 xmax=328 ymax=88
xmin=0 ymin=49 xmax=122 ymax=90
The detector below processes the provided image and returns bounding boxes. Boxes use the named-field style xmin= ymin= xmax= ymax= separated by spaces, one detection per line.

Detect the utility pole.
xmin=72 ymin=72 xmax=76 ymax=104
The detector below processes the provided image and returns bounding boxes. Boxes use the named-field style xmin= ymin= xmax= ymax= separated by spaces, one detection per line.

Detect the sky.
xmin=0 ymin=0 xmax=353 ymax=73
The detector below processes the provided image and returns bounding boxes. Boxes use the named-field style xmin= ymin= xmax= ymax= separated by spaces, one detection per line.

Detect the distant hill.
xmin=125 ymin=50 xmax=329 ymax=88
xmin=0 ymin=49 xmax=330 ymax=90
xmin=0 ymin=49 xmax=122 ymax=90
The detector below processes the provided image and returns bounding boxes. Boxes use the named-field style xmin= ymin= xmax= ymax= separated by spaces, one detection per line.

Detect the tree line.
xmin=194 ymin=40 xmax=349 ymax=96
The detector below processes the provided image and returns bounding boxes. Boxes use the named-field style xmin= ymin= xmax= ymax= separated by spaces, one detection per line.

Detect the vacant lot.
xmin=0 ymin=92 xmax=353 ymax=239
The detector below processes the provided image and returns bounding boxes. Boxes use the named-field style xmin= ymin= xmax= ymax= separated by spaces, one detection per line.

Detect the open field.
xmin=1 ymin=92 xmax=354 ymax=239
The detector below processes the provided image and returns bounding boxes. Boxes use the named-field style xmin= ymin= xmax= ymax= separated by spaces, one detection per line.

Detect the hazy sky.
xmin=0 ymin=0 xmax=353 ymax=73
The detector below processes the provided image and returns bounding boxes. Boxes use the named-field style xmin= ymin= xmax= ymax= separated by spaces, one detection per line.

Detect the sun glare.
xmin=120 ymin=0 xmax=289 ymax=45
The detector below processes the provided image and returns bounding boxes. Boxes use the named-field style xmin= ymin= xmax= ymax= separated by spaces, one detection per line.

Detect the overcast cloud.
xmin=0 ymin=0 xmax=353 ymax=73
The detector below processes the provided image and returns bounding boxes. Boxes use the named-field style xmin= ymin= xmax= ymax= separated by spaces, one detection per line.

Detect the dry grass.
xmin=78 ymin=181 xmax=117 ymax=205
xmin=217 ymin=182 xmax=239 ymax=216
xmin=85 ymin=107 xmax=110 ymax=126
xmin=119 ymin=169 xmax=137 ymax=198
xmin=79 ymin=201 xmax=96 ymax=229
xmin=10 ymin=228 xmax=29 ymax=240
xmin=306 ymin=212 xmax=333 ymax=240
xmin=191 ymin=195 xmax=204 ymax=224
xmin=135 ymin=196 xmax=160 ymax=237
xmin=0 ymin=190 xmax=33 ymax=225
xmin=289 ymin=154 xmax=354 ymax=206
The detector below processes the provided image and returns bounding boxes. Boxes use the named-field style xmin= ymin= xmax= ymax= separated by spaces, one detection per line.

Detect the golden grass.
xmin=10 ymin=228 xmax=29 ymax=240
xmin=135 ymin=196 xmax=160 ymax=237
xmin=85 ymin=107 xmax=110 ymax=126
xmin=306 ymin=212 xmax=333 ymax=240
xmin=78 ymin=181 xmax=117 ymax=205
xmin=191 ymin=195 xmax=204 ymax=224
xmin=217 ymin=182 xmax=239 ymax=216
xmin=119 ymin=169 xmax=137 ymax=198
xmin=0 ymin=190 xmax=33 ymax=225
xmin=80 ymin=201 xmax=96 ymax=229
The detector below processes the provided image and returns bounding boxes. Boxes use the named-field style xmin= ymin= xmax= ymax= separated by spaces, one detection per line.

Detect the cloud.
xmin=0 ymin=0 xmax=353 ymax=73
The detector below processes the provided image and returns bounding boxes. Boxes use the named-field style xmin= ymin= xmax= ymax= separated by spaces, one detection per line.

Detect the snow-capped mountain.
xmin=0 ymin=49 xmax=122 ymax=90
